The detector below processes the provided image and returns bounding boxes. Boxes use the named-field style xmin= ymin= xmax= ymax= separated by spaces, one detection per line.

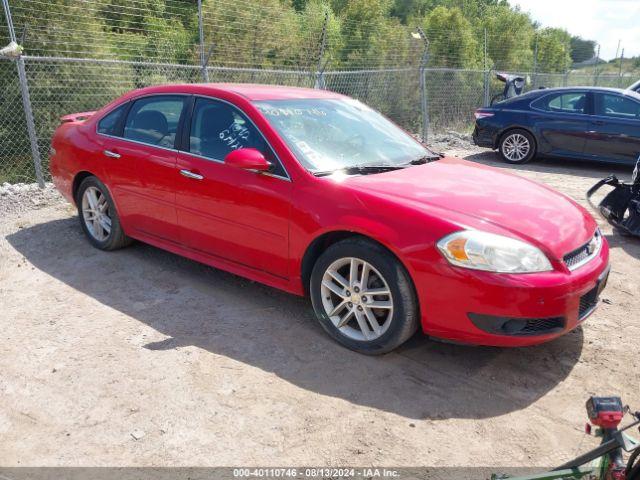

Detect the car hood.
xmin=343 ymin=157 xmax=596 ymax=259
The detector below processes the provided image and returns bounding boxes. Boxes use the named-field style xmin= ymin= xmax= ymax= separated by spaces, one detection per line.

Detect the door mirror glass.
xmin=224 ymin=148 xmax=272 ymax=172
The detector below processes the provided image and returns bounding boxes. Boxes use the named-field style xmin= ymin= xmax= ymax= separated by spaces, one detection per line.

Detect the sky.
xmin=511 ymin=0 xmax=640 ymax=60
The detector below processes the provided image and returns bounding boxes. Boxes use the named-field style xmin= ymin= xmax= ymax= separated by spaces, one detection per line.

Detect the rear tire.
xmin=498 ymin=129 xmax=536 ymax=164
xmin=76 ymin=176 xmax=132 ymax=251
xmin=309 ymin=237 xmax=419 ymax=355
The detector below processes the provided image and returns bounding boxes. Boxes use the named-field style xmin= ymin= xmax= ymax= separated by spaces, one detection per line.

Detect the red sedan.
xmin=50 ymin=84 xmax=610 ymax=354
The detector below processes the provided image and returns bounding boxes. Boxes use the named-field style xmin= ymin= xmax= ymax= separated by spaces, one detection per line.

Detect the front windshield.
xmin=254 ymin=98 xmax=433 ymax=173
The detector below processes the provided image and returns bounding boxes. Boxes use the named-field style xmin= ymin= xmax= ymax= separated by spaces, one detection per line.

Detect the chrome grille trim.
xmin=563 ymin=229 xmax=602 ymax=271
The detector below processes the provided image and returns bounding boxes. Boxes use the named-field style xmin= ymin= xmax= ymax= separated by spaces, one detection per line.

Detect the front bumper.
xmin=412 ymin=240 xmax=610 ymax=347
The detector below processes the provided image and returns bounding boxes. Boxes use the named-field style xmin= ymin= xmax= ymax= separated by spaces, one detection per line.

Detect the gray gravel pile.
xmin=429 ymin=131 xmax=479 ymax=151
xmin=0 ymin=182 xmax=65 ymax=217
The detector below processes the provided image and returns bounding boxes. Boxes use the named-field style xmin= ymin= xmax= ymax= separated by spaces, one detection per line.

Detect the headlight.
xmin=437 ymin=230 xmax=552 ymax=273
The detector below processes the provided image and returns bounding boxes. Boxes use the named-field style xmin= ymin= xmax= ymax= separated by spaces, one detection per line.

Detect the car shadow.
xmin=463 ymin=150 xmax=633 ymax=181
xmin=7 ymin=217 xmax=584 ymax=420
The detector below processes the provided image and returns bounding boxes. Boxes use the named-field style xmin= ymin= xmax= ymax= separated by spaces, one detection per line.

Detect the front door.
xmin=98 ymin=94 xmax=187 ymax=242
xmin=584 ymin=92 xmax=640 ymax=164
xmin=174 ymin=97 xmax=291 ymax=278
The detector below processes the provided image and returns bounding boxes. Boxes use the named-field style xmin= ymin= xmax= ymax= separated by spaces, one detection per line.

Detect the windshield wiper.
xmin=312 ymin=164 xmax=408 ymax=177
xmin=405 ymin=154 xmax=443 ymax=165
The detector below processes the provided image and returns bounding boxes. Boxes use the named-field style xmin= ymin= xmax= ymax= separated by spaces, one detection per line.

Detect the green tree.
xmin=423 ymin=6 xmax=480 ymax=69
xmin=338 ymin=0 xmax=394 ymax=67
xmin=570 ymin=36 xmax=596 ymax=64
xmin=482 ymin=4 xmax=534 ymax=71
xmin=201 ymin=0 xmax=306 ymax=69
xmin=536 ymin=27 xmax=571 ymax=73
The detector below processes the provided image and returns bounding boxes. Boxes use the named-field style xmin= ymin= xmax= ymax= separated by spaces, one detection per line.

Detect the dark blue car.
xmin=473 ymin=87 xmax=640 ymax=165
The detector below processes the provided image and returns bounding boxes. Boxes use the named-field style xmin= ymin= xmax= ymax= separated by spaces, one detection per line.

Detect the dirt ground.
xmin=1 ymin=149 xmax=639 ymax=468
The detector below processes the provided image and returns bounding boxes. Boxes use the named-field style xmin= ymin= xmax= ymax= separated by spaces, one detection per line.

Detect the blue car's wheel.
xmin=499 ymin=129 xmax=536 ymax=164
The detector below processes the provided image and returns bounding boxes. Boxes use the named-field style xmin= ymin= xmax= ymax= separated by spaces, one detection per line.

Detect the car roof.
xmin=123 ymin=83 xmax=346 ymax=101
xmin=627 ymin=79 xmax=640 ymax=91
xmin=527 ymin=86 xmax=640 ymax=97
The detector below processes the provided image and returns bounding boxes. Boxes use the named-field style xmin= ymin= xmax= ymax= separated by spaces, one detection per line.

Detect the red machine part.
xmin=587 ymin=396 xmax=624 ymax=429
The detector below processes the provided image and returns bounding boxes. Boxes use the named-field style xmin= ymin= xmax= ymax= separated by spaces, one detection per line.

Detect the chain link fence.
xmin=0 ymin=58 xmax=32 ymax=183
xmin=0 ymin=0 xmax=637 ymax=185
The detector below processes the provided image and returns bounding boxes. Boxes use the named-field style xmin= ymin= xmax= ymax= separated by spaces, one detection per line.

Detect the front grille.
xmin=520 ymin=317 xmax=564 ymax=334
xmin=468 ymin=313 xmax=565 ymax=336
xmin=579 ymin=284 xmax=600 ymax=319
xmin=565 ymin=245 xmax=592 ymax=269
xmin=564 ymin=230 xmax=602 ymax=270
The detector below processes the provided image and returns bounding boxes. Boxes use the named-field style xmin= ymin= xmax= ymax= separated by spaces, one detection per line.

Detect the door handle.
xmin=103 ymin=149 xmax=121 ymax=159
xmin=591 ymin=120 xmax=606 ymax=126
xmin=180 ymin=169 xmax=204 ymax=180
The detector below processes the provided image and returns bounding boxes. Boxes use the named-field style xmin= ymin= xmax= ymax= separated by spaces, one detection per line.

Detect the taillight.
xmin=474 ymin=110 xmax=494 ymax=120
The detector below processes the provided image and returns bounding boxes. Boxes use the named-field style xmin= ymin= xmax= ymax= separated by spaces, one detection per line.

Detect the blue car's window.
xmin=254 ymin=98 xmax=434 ymax=173
xmin=594 ymin=94 xmax=640 ymax=120
xmin=534 ymin=92 xmax=587 ymax=114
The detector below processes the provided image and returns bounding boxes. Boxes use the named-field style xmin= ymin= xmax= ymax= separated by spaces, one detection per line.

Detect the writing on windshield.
xmin=255 ymin=98 xmax=430 ymax=173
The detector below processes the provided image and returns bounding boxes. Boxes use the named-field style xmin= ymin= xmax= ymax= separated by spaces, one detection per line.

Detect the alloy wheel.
xmin=81 ymin=186 xmax=112 ymax=241
xmin=320 ymin=257 xmax=394 ymax=341
xmin=502 ymin=133 xmax=530 ymax=162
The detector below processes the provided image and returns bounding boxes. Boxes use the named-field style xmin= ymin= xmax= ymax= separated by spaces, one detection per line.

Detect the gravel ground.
xmin=0 ymin=182 xmax=63 ymax=217
xmin=1 ymin=147 xmax=639 ymax=468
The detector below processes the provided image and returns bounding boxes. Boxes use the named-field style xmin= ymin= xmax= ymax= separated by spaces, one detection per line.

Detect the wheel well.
xmin=72 ymin=171 xmax=95 ymax=203
xmin=300 ymin=231 xmax=416 ymax=299
xmin=497 ymin=127 xmax=537 ymax=151
xmin=301 ymin=231 xmax=358 ymax=295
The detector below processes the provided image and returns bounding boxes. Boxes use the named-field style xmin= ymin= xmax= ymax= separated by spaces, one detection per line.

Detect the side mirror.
xmin=224 ymin=148 xmax=272 ymax=172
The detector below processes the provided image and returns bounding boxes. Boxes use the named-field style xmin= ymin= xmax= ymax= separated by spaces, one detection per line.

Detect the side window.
xmin=97 ymin=103 xmax=127 ymax=136
xmin=124 ymin=95 xmax=186 ymax=148
xmin=594 ymin=94 xmax=640 ymax=119
xmin=536 ymin=92 xmax=587 ymax=114
xmin=189 ymin=98 xmax=285 ymax=176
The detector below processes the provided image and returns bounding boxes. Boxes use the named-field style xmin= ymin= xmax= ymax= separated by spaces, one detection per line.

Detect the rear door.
xmin=97 ymin=94 xmax=187 ymax=242
xmin=531 ymin=91 xmax=591 ymax=158
xmin=583 ymin=92 xmax=640 ymax=164
xmin=174 ymin=96 xmax=292 ymax=278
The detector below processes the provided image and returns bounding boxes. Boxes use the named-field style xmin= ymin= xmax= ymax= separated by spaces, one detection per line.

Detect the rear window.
xmin=533 ymin=92 xmax=587 ymax=114
xmin=123 ymin=95 xmax=186 ymax=148
xmin=97 ymin=103 xmax=127 ymax=136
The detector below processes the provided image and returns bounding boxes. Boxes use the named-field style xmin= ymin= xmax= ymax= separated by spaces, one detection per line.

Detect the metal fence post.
xmin=532 ymin=33 xmax=538 ymax=88
xmin=414 ymin=28 xmax=429 ymax=143
xmin=314 ymin=11 xmax=328 ymax=89
xmin=483 ymin=28 xmax=490 ymax=107
xmin=618 ymin=48 xmax=624 ymax=88
xmin=593 ymin=44 xmax=600 ymax=86
xmin=197 ymin=0 xmax=209 ymax=82
xmin=2 ymin=0 xmax=44 ymax=187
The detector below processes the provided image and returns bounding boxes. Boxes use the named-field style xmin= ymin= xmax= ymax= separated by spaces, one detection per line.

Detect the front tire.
xmin=76 ymin=176 xmax=131 ymax=251
xmin=310 ymin=238 xmax=419 ymax=355
xmin=498 ymin=129 xmax=536 ymax=164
